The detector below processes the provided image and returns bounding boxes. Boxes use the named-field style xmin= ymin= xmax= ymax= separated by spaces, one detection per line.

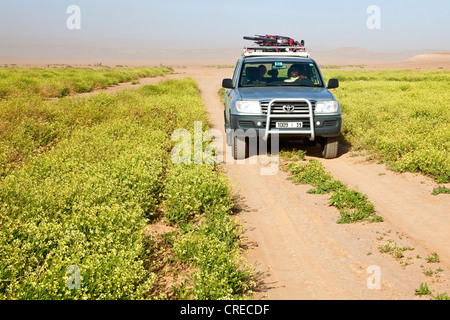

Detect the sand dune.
xmin=365 ymin=51 xmax=450 ymax=70
xmin=407 ymin=52 xmax=450 ymax=61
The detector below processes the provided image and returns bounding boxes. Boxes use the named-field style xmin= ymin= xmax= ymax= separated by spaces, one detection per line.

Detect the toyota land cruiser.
xmin=222 ymin=36 xmax=341 ymax=160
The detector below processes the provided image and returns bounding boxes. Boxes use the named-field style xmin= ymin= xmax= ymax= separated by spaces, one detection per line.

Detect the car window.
xmin=239 ymin=61 xmax=323 ymax=87
xmin=231 ymin=60 xmax=241 ymax=87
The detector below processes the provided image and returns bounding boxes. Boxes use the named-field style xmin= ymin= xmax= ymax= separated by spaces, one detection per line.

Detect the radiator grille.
xmin=260 ymin=100 xmax=315 ymax=114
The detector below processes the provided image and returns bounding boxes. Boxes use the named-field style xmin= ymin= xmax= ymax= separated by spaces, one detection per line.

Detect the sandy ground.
xmin=19 ymin=52 xmax=450 ymax=300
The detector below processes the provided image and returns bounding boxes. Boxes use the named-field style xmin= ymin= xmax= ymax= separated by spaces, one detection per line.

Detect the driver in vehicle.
xmin=284 ymin=65 xmax=314 ymax=85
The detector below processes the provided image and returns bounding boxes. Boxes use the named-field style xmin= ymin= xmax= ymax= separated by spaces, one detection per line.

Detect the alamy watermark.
xmin=66 ymin=265 xmax=81 ymax=290
xmin=66 ymin=5 xmax=81 ymax=30
xmin=367 ymin=265 xmax=381 ymax=289
xmin=171 ymin=121 xmax=279 ymax=175
xmin=366 ymin=5 xmax=381 ymax=30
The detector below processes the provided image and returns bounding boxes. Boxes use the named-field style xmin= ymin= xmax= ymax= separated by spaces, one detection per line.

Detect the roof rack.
xmin=243 ymin=46 xmax=310 ymax=58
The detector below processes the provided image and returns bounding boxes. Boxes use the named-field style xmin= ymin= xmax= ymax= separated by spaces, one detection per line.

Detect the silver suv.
xmin=222 ymin=46 xmax=341 ymax=160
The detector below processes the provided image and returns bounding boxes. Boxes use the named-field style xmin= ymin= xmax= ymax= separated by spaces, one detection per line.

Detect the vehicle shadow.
xmin=248 ymin=136 xmax=351 ymax=159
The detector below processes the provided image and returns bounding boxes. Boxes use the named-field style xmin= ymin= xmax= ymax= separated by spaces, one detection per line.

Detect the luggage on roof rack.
xmin=243 ymin=34 xmax=304 ymax=47
xmin=243 ymin=34 xmax=305 ymax=51
xmin=243 ymin=34 xmax=309 ymax=57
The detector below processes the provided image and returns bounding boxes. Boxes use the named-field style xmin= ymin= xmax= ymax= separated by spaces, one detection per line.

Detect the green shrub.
xmin=0 ymin=66 xmax=173 ymax=177
xmin=0 ymin=120 xmax=167 ymax=299
xmin=322 ymin=69 xmax=450 ymax=183
xmin=173 ymin=222 xmax=253 ymax=300
xmin=0 ymin=76 xmax=254 ymax=300
xmin=163 ymin=164 xmax=233 ymax=225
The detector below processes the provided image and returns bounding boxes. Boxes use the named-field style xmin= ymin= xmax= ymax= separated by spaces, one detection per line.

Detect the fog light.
xmin=256 ymin=121 xmax=262 ymax=126
xmin=316 ymin=121 xmax=321 ymax=126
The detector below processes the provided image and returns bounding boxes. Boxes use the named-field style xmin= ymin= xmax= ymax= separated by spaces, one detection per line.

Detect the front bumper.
xmin=230 ymin=114 xmax=342 ymax=138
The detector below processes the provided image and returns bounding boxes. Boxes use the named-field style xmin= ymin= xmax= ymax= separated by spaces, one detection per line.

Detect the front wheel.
xmin=232 ymin=135 xmax=248 ymax=160
xmin=322 ymin=136 xmax=338 ymax=159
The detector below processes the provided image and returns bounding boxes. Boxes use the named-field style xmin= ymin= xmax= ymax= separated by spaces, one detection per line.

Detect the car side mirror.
xmin=222 ymin=78 xmax=234 ymax=89
xmin=327 ymin=79 xmax=339 ymax=89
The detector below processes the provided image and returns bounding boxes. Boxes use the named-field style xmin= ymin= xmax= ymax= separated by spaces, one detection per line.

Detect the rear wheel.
xmin=322 ymin=136 xmax=338 ymax=159
xmin=232 ymin=135 xmax=248 ymax=160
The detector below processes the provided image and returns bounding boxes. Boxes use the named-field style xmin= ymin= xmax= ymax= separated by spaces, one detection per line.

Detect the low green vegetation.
xmin=377 ymin=240 xmax=414 ymax=259
xmin=0 ymin=119 xmax=165 ymax=299
xmin=0 ymin=66 xmax=173 ymax=99
xmin=218 ymin=87 xmax=226 ymax=103
xmin=376 ymin=238 xmax=447 ymax=298
xmin=415 ymin=282 xmax=449 ymax=300
xmin=431 ymin=185 xmax=450 ymax=195
xmin=425 ymin=252 xmax=440 ymax=263
xmin=0 ymin=66 xmax=172 ymax=177
xmin=434 ymin=292 xmax=450 ymax=300
xmin=162 ymin=161 xmax=254 ymax=299
xmin=283 ymin=158 xmax=382 ymax=224
xmin=415 ymin=282 xmax=432 ymax=296
xmin=322 ymin=69 xmax=450 ymax=183
xmin=0 ymin=74 xmax=254 ymax=299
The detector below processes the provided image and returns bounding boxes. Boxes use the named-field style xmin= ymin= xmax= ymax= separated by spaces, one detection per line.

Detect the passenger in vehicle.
xmin=257 ymin=65 xmax=268 ymax=82
xmin=267 ymin=69 xmax=278 ymax=82
xmin=245 ymin=67 xmax=260 ymax=84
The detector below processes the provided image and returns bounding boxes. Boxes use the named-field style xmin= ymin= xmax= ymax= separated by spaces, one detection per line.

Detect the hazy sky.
xmin=0 ymin=0 xmax=449 ymax=62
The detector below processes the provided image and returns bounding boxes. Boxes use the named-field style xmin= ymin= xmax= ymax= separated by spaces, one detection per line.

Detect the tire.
xmin=232 ymin=135 xmax=248 ymax=160
xmin=226 ymin=128 xmax=232 ymax=146
xmin=322 ymin=136 xmax=338 ymax=159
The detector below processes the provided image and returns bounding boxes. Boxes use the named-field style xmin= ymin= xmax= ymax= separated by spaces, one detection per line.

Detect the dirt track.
xmin=85 ymin=64 xmax=449 ymax=299
xmin=173 ymin=65 xmax=450 ymax=300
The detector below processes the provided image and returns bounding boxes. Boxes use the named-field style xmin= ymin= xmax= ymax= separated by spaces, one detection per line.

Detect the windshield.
xmin=239 ymin=61 xmax=324 ymax=87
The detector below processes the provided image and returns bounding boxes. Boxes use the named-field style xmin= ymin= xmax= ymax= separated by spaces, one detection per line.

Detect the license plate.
xmin=275 ymin=122 xmax=303 ymax=128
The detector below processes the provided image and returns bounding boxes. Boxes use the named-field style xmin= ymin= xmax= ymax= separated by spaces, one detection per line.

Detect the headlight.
xmin=315 ymin=101 xmax=340 ymax=114
xmin=236 ymin=101 xmax=261 ymax=114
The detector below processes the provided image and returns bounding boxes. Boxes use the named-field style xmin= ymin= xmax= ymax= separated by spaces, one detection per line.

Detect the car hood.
xmin=237 ymin=86 xmax=335 ymax=102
